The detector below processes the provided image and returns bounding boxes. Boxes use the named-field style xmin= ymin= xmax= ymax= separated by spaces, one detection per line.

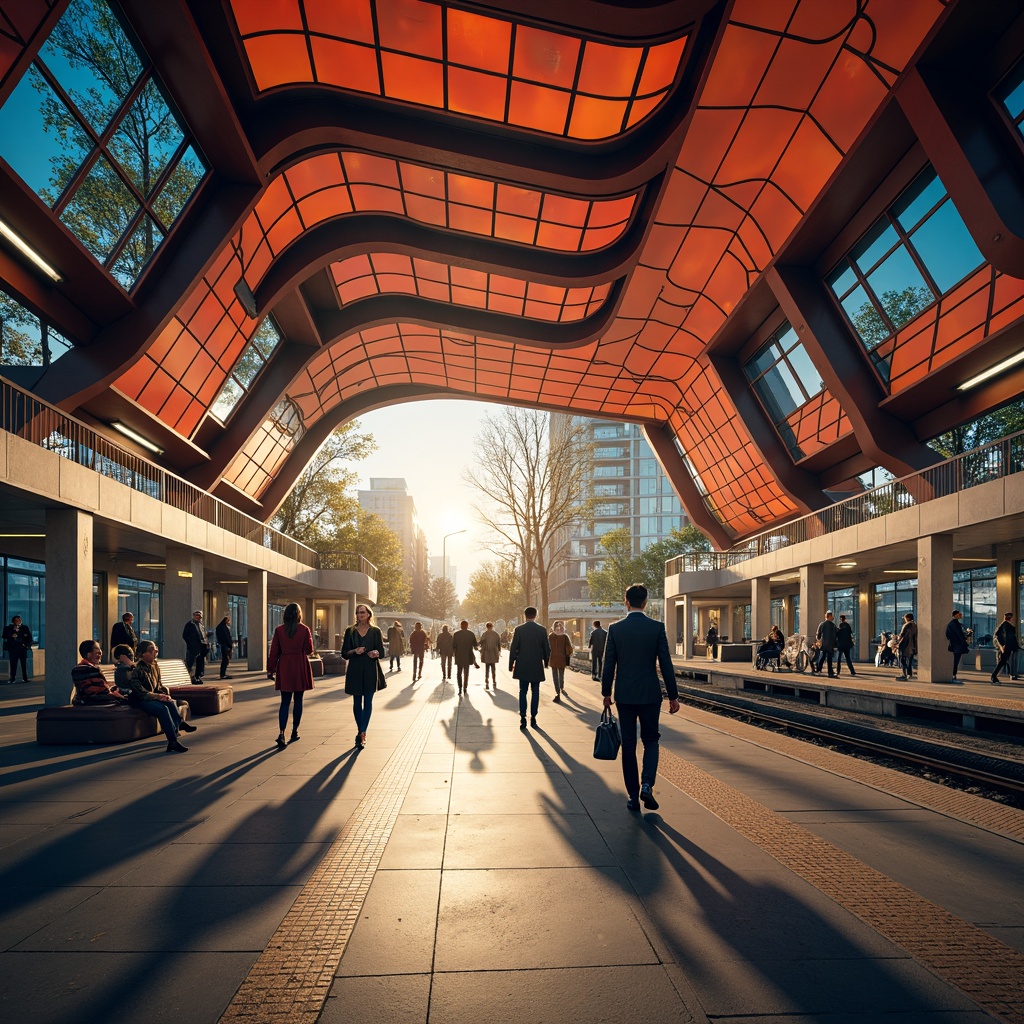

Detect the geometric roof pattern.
xmin=4 ymin=0 xmax=1023 ymax=548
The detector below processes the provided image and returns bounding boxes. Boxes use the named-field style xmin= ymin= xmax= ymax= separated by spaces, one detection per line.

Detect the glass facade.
xmin=0 ymin=0 xmax=207 ymax=289
xmin=0 ymin=286 xmax=75 ymax=367
xmin=3 ymin=557 xmax=45 ymax=648
xmin=826 ymin=587 xmax=858 ymax=647
xmin=117 ymin=576 xmax=163 ymax=647
xmin=227 ymin=593 xmax=248 ymax=657
xmin=953 ymin=565 xmax=996 ymax=646
xmin=1000 ymin=59 xmax=1024 ymax=141
xmin=211 ymin=317 xmax=282 ymax=422
xmin=827 ymin=166 xmax=984 ymax=382
xmin=873 ymin=578 xmax=918 ymax=640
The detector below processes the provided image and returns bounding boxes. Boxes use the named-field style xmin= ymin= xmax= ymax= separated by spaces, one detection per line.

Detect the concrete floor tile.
xmin=379 ymin=814 xmax=447 ymax=869
xmin=428 ymin=965 xmax=697 ymax=1024
xmin=171 ymin=798 xmax=359 ymax=844
xmin=0 ymin=949 xmax=255 ymax=1024
xmin=401 ymin=773 xmax=452 ymax=814
xmin=323 ymin=974 xmax=431 ymax=1023
xmin=434 ymin=867 xmax=658 ymax=971
xmin=448 ymin=770 xmax=585 ymax=815
xmin=0 ymin=885 xmax=102 ymax=949
xmin=443 ymin=813 xmax=615 ymax=868
xmin=337 ymin=870 xmax=440 ymax=976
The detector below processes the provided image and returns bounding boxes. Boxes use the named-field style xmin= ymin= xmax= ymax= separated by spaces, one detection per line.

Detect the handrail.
xmin=318 ymin=551 xmax=379 ymax=580
xmin=0 ymin=376 xmax=325 ymax=567
xmin=666 ymin=430 xmax=1024 ymax=575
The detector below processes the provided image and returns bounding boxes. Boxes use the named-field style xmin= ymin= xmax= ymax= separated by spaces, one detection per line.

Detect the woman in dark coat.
xmin=216 ymin=615 xmax=234 ymax=680
xmin=342 ymin=604 xmax=386 ymax=748
xmin=268 ymin=602 xmax=315 ymax=749
xmin=945 ymin=610 xmax=969 ymax=682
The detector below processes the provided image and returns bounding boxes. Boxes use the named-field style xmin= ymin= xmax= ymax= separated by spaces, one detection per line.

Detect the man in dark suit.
xmin=110 ymin=612 xmax=138 ymax=657
xmin=602 ymin=583 xmax=680 ymax=812
xmin=508 ymin=607 xmax=551 ymax=729
xmin=588 ymin=620 xmax=607 ymax=681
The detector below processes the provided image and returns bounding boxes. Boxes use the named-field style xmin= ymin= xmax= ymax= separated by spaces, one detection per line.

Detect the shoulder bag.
xmin=593 ymin=706 xmax=621 ymax=760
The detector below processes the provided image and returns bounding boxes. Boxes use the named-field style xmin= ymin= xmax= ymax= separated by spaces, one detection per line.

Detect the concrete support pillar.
xmin=44 ymin=509 xmax=93 ymax=706
xmin=858 ymin=587 xmax=871 ymax=662
xmin=680 ymin=595 xmax=694 ymax=658
xmin=917 ymin=534 xmax=954 ymax=683
xmin=165 ymin=548 xmax=204 ymax=664
xmin=752 ymin=576 xmax=771 ymax=643
xmin=248 ymin=569 xmax=268 ymax=671
xmin=996 ymin=543 xmax=1015 ymax=619
xmin=209 ymin=586 xmax=228 ymax=630
xmin=799 ymin=564 xmax=824 ymax=640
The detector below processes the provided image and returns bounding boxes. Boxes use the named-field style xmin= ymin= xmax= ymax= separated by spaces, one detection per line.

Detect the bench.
xmin=36 ymin=658 xmax=202 ymax=745
xmin=160 ymin=657 xmax=233 ymax=715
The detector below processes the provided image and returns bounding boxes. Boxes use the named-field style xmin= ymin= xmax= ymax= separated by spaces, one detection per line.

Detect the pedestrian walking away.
xmin=452 ymin=620 xmax=478 ymax=695
xmin=946 ymin=610 xmax=969 ymax=683
xmin=478 ymin=622 xmax=502 ymax=689
xmin=268 ymin=603 xmax=315 ymax=749
xmin=342 ymin=604 xmax=386 ymax=748
xmin=548 ymin=620 xmax=573 ymax=701
xmin=508 ymin=607 xmax=550 ymax=729
xmin=992 ymin=611 xmax=1019 ymax=683
xmin=813 ymin=611 xmax=838 ymax=677
xmin=387 ymin=620 xmax=405 ymax=672
xmin=125 ymin=640 xmax=196 ymax=752
xmin=408 ymin=621 xmax=430 ymax=681
xmin=588 ymin=620 xmax=607 ymax=681
xmin=110 ymin=611 xmax=138 ymax=657
xmin=602 ymin=583 xmax=679 ymax=812
xmin=216 ymin=615 xmax=234 ymax=679
xmin=705 ymin=623 xmax=719 ymax=659
xmin=834 ymin=614 xmax=856 ymax=676
xmin=182 ymin=610 xmax=208 ymax=682
xmin=896 ymin=612 xmax=918 ymax=680
xmin=436 ymin=625 xmax=454 ymax=682
xmin=2 ymin=615 xmax=33 ymax=683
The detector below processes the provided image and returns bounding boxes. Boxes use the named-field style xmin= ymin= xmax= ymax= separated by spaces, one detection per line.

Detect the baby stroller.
xmin=779 ymin=633 xmax=813 ymax=673
xmin=875 ymin=631 xmax=898 ymax=668
xmin=755 ymin=636 xmax=783 ymax=671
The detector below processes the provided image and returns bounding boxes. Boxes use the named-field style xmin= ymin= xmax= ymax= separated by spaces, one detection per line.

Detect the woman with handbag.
xmin=268 ymin=603 xmax=315 ymax=749
xmin=342 ymin=604 xmax=386 ymax=748
xmin=548 ymin=620 xmax=573 ymax=701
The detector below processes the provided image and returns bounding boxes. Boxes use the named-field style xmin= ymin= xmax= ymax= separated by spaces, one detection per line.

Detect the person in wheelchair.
xmin=755 ymin=625 xmax=785 ymax=669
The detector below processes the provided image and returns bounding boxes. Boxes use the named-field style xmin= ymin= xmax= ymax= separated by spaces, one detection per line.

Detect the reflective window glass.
xmin=908 ymin=200 xmax=984 ymax=293
xmin=852 ymin=220 xmax=898 ymax=270
xmin=210 ymin=317 xmax=282 ymax=423
xmin=59 ymin=153 xmax=139 ymax=261
xmin=109 ymin=80 xmax=184 ymax=197
xmin=892 ymin=169 xmax=944 ymax=232
xmin=1000 ymin=59 xmax=1024 ymax=132
xmin=866 ymin=246 xmax=930 ymax=316
xmin=0 ymin=286 xmax=77 ymax=366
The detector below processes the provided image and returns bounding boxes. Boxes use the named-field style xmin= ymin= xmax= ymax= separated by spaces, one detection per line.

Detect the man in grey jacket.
xmin=813 ymin=611 xmax=838 ymax=678
xmin=508 ymin=607 xmax=550 ymax=729
xmin=602 ymin=584 xmax=679 ymax=812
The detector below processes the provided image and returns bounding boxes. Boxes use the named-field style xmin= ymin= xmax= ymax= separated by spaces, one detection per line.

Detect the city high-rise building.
xmin=358 ymin=479 xmax=428 ymax=608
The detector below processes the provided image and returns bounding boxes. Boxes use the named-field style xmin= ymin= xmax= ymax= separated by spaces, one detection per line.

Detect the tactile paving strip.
xmin=658 ymin=724 xmax=1024 ymax=1024
xmin=218 ymin=692 xmax=445 ymax=1024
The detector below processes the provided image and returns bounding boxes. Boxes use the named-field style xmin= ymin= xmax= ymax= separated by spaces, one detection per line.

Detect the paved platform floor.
xmin=1 ymin=653 xmax=1022 ymax=1024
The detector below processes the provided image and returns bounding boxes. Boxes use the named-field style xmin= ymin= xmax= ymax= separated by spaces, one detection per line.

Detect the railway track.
xmin=676 ymin=684 xmax=1024 ymax=802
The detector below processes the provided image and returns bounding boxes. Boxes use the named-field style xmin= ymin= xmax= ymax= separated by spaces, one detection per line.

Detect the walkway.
xmin=1 ymin=652 xmax=1021 ymax=1024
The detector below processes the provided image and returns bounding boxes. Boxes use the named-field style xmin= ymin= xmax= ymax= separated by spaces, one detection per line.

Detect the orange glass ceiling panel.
xmin=227 ymin=0 xmax=688 ymax=140
xmin=330 ymin=253 xmax=612 ymax=322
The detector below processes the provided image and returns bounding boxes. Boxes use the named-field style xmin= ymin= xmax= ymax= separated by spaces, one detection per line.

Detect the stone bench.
xmin=35 ymin=658 xmax=199 ymax=745
xmin=167 ymin=684 xmax=233 ymax=715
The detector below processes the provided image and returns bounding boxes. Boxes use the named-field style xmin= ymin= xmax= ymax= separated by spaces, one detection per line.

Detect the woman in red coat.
xmin=268 ymin=603 xmax=315 ymax=749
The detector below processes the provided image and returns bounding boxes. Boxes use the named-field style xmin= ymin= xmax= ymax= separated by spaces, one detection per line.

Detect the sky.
xmin=352 ymin=398 xmax=505 ymax=597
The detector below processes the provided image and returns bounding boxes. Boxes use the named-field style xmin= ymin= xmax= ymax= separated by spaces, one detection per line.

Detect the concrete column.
xmin=799 ymin=564 xmax=824 ymax=640
xmin=858 ymin=586 xmax=871 ymax=662
xmin=209 ymin=586 xmax=228 ymax=629
xmin=752 ymin=576 xmax=771 ymax=642
xmin=248 ymin=569 xmax=268 ymax=671
xmin=917 ymin=533 xmax=954 ymax=683
xmin=680 ymin=595 xmax=694 ymax=658
xmin=164 ymin=548 xmax=204 ymax=664
xmin=44 ymin=509 xmax=93 ymax=706
xmin=996 ymin=543 xmax=1015 ymax=618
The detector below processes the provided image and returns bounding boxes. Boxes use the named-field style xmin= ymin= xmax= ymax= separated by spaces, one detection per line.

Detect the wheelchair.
xmin=754 ymin=640 xmax=783 ymax=671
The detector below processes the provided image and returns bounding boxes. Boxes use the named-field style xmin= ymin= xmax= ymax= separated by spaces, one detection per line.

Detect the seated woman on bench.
xmin=72 ymin=640 xmax=129 ymax=704
xmin=125 ymin=640 xmax=197 ymax=753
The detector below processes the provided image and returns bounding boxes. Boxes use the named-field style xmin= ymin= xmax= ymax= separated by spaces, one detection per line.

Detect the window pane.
xmin=108 ymin=213 xmax=163 ymax=288
xmin=892 ymin=168 xmax=944 ymax=233
xmin=39 ymin=0 xmax=142 ymax=136
xmin=1003 ymin=75 xmax=1024 ymax=120
xmin=758 ymin=362 xmax=802 ymax=420
xmin=866 ymin=246 xmax=931 ymax=328
xmin=840 ymin=284 xmax=888 ymax=348
xmin=234 ymin=342 xmax=266 ymax=388
xmin=0 ymin=66 xmax=93 ymax=202
xmin=45 ymin=325 xmax=74 ymax=363
xmin=250 ymin=316 xmax=281 ymax=359
xmin=109 ymin=78 xmax=184 ymax=197
xmin=211 ymin=377 xmax=243 ymax=421
xmin=0 ymin=292 xmax=44 ymax=365
xmin=786 ymin=343 xmax=822 ymax=398
xmin=151 ymin=145 xmax=206 ymax=228
xmin=827 ymin=262 xmax=857 ymax=298
xmin=910 ymin=199 xmax=984 ymax=292
xmin=851 ymin=220 xmax=899 ymax=272
xmin=744 ymin=340 xmax=780 ymax=380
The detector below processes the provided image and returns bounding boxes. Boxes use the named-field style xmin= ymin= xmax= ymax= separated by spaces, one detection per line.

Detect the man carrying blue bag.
xmin=602 ymin=583 xmax=680 ymax=812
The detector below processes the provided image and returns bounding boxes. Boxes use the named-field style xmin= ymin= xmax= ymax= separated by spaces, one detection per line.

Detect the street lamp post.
xmin=441 ymin=529 xmax=466 ymax=622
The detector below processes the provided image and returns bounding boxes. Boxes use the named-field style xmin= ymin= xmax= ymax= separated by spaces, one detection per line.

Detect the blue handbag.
xmin=593 ymin=706 xmax=621 ymax=760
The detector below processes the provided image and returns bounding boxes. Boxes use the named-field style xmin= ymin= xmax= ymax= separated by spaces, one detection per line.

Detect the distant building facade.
xmin=358 ymin=478 xmax=428 ymax=608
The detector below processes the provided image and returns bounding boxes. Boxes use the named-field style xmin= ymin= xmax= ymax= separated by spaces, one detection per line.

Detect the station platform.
xmin=1 ymin=655 xmax=1022 ymax=1024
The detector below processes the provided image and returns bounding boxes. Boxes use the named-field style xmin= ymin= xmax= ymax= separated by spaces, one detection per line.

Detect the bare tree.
xmin=466 ymin=409 xmax=594 ymax=624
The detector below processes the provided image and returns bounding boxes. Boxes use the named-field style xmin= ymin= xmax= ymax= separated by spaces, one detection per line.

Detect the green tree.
xmin=585 ymin=528 xmax=635 ymax=606
xmin=928 ymin=401 xmax=1024 ymax=459
xmin=848 ymin=285 xmax=932 ymax=350
xmin=467 ymin=409 xmax=594 ymax=624
xmin=634 ymin=524 xmax=713 ymax=596
xmin=335 ymin=508 xmax=409 ymax=609
xmin=0 ymin=292 xmax=42 ymax=365
xmin=421 ymin=572 xmax=458 ymax=623
xmin=271 ymin=422 xmax=375 ymax=547
xmin=460 ymin=559 xmax=526 ymax=624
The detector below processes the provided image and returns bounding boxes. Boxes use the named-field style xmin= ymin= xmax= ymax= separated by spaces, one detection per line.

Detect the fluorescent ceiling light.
xmin=110 ymin=420 xmax=164 ymax=455
xmin=0 ymin=532 xmax=45 ymax=537
xmin=0 ymin=217 xmax=62 ymax=282
xmin=835 ymin=562 xmax=857 ymax=568
xmin=883 ymin=569 xmax=918 ymax=574
xmin=218 ymin=580 xmax=249 ymax=584
xmin=957 ymin=350 xmax=1024 ymax=390
xmin=136 ymin=563 xmax=166 ymax=568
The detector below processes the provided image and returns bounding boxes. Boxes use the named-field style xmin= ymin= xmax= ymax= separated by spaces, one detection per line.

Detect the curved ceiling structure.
xmin=3 ymin=0 xmax=1024 ymax=549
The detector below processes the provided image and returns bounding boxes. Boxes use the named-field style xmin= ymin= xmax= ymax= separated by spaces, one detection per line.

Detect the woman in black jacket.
xmin=341 ymin=604 xmax=386 ymax=748
xmin=945 ymin=610 xmax=969 ymax=683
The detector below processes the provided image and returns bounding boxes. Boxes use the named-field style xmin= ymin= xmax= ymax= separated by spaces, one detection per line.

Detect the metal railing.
xmin=0 ymin=377 xmax=324 ymax=567
xmin=666 ymin=431 xmax=1024 ymax=575
xmin=318 ymin=551 xmax=379 ymax=580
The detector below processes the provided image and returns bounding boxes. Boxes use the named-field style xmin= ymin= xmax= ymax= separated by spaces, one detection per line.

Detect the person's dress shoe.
xmin=520 ymin=717 xmax=527 ymax=729
xmin=290 ymin=730 xmax=300 ymax=742
xmin=553 ymin=693 xmax=561 ymax=703
xmin=626 ymin=798 xmax=641 ymax=811
xmin=276 ymin=733 xmax=287 ymax=750
xmin=179 ymin=721 xmax=197 ymax=733
xmin=640 ymin=784 xmax=659 ymax=810
xmin=530 ymin=716 xmax=538 ymax=727
xmin=167 ymin=740 xmax=189 ymax=753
